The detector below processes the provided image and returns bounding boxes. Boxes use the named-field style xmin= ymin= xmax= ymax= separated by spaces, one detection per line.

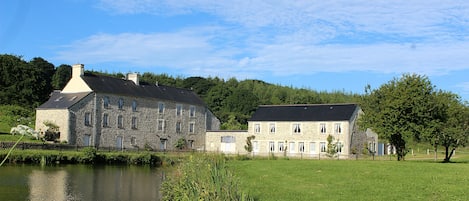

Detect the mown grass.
xmin=228 ymin=158 xmax=469 ymax=201
xmin=0 ymin=134 xmax=41 ymax=143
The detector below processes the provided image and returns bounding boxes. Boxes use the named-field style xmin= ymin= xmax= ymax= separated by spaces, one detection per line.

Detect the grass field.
xmin=228 ymin=157 xmax=469 ymax=201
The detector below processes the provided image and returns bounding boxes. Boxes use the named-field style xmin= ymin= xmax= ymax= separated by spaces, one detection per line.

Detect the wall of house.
xmin=205 ymin=130 xmax=249 ymax=154
xmin=246 ymin=120 xmax=351 ymax=158
xmin=35 ymin=109 xmax=71 ymax=143
xmin=70 ymin=92 xmax=219 ymax=150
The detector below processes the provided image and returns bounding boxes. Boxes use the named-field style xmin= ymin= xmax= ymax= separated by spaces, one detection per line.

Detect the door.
xmin=116 ymin=136 xmax=123 ymax=150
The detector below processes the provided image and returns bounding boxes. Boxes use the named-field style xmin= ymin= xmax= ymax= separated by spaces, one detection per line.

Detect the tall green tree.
xmin=425 ymin=91 xmax=469 ymax=162
xmin=359 ymin=74 xmax=437 ymax=161
xmin=52 ymin=64 xmax=72 ymax=90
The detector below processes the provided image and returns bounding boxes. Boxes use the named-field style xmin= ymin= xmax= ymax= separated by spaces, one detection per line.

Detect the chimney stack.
xmin=72 ymin=64 xmax=84 ymax=78
xmin=127 ymin=73 xmax=139 ymax=85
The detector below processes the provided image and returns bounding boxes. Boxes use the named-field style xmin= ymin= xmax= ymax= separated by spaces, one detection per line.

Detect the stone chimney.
xmin=127 ymin=73 xmax=139 ymax=85
xmin=72 ymin=64 xmax=84 ymax=78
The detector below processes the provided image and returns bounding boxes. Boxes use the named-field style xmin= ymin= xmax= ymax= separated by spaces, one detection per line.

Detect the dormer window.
xmin=132 ymin=100 xmax=137 ymax=112
xmin=118 ymin=98 xmax=124 ymax=110
xmin=103 ymin=96 xmax=110 ymax=108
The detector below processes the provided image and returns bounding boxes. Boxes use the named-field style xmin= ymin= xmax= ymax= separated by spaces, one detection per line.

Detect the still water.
xmin=0 ymin=164 xmax=165 ymax=201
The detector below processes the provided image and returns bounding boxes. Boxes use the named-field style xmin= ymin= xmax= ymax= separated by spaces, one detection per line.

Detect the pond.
xmin=0 ymin=164 xmax=165 ymax=201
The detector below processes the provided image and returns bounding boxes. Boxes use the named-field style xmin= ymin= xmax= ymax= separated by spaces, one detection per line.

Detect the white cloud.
xmin=55 ymin=1 xmax=469 ymax=80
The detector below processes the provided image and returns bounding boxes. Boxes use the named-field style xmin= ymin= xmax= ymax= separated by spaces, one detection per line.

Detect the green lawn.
xmin=228 ymin=158 xmax=469 ymax=201
xmin=0 ymin=134 xmax=41 ymax=143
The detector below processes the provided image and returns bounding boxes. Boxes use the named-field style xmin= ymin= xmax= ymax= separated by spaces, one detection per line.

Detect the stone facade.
xmin=36 ymin=64 xmax=220 ymax=150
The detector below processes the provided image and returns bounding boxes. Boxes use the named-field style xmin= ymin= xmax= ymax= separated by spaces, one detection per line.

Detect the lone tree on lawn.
xmin=244 ymin=135 xmax=255 ymax=154
xmin=359 ymin=74 xmax=439 ymax=161
xmin=424 ymin=91 xmax=469 ymax=162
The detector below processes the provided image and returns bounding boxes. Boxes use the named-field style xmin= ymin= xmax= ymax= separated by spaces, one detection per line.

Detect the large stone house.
xmin=35 ymin=64 xmax=220 ymax=150
xmin=206 ymin=104 xmax=377 ymax=158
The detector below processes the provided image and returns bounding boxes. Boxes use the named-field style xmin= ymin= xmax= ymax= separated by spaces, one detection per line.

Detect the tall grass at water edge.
xmin=161 ymin=154 xmax=255 ymax=201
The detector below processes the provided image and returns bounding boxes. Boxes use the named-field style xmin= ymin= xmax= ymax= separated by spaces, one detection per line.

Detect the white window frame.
xmin=132 ymin=100 xmax=137 ymax=112
xmin=176 ymin=121 xmax=182 ymax=133
xmin=320 ymin=123 xmax=327 ymax=134
xmin=84 ymin=112 xmax=91 ymax=126
xmin=292 ymin=123 xmax=301 ymax=134
xmin=157 ymin=119 xmax=165 ymax=131
xmin=253 ymin=141 xmax=259 ymax=153
xmin=299 ymin=142 xmax=305 ymax=153
xmin=103 ymin=96 xmax=110 ymax=109
xmin=334 ymin=123 xmax=342 ymax=134
xmin=176 ymin=104 xmax=183 ymax=116
xmin=278 ymin=141 xmax=285 ymax=152
xmin=254 ymin=123 xmax=261 ymax=133
xmin=158 ymin=102 xmax=165 ymax=114
xmin=130 ymin=136 xmax=137 ymax=146
xmin=117 ymin=115 xmax=123 ymax=128
xmin=320 ymin=142 xmax=327 ymax=153
xmin=269 ymin=123 xmax=276 ymax=133
xmin=189 ymin=122 xmax=195 ymax=133
xmin=189 ymin=105 xmax=196 ymax=117
xmin=269 ymin=141 xmax=275 ymax=152
xmin=103 ymin=113 xmax=109 ymax=127
xmin=118 ymin=98 xmax=124 ymax=110
xmin=131 ymin=116 xmax=137 ymax=129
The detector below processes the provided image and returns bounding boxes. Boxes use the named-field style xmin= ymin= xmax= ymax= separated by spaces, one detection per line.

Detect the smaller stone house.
xmin=36 ymin=64 xmax=220 ymax=150
xmin=206 ymin=104 xmax=377 ymax=159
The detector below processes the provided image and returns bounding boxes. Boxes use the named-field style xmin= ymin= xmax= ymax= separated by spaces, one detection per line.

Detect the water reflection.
xmin=1 ymin=165 xmax=164 ymax=201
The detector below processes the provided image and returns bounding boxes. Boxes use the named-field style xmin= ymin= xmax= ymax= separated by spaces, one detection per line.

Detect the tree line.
xmin=1 ymin=54 xmax=467 ymax=162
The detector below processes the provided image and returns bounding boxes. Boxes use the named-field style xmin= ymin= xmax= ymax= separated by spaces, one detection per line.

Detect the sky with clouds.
xmin=1 ymin=0 xmax=468 ymax=101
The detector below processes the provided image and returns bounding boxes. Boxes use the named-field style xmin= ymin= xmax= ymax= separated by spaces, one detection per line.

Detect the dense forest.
xmin=0 ymin=54 xmax=360 ymax=131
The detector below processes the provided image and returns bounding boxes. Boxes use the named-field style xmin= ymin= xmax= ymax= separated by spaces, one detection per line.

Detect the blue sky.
xmin=1 ymin=0 xmax=469 ymax=101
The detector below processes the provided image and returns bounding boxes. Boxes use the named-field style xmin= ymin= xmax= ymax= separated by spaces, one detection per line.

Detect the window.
xmin=131 ymin=136 xmax=137 ymax=146
xmin=160 ymin=139 xmax=167 ymax=150
xmin=118 ymin=98 xmax=124 ymax=110
xmin=337 ymin=142 xmax=343 ymax=153
xmin=320 ymin=123 xmax=327 ymax=134
xmin=289 ymin=142 xmax=295 ymax=153
xmin=269 ymin=123 xmax=276 ymax=133
xmin=103 ymin=96 xmax=110 ymax=108
xmin=103 ymin=113 xmax=109 ymax=127
xmin=132 ymin=100 xmax=137 ymax=112
xmin=278 ymin=142 xmax=285 ymax=152
xmin=176 ymin=121 xmax=182 ymax=133
xmin=157 ymin=119 xmax=165 ymax=131
xmin=84 ymin=112 xmax=91 ymax=126
xmin=189 ymin=105 xmax=196 ymax=117
xmin=269 ymin=141 xmax=275 ymax=152
xmin=176 ymin=104 xmax=182 ymax=116
xmin=221 ymin=136 xmax=235 ymax=143
xmin=188 ymin=140 xmax=194 ymax=149
xmin=253 ymin=141 xmax=259 ymax=152
xmin=299 ymin=142 xmax=305 ymax=153
xmin=254 ymin=123 xmax=260 ymax=133
xmin=309 ymin=142 xmax=316 ymax=154
xmin=117 ymin=115 xmax=123 ymax=128
xmin=320 ymin=142 xmax=327 ymax=152
xmin=334 ymin=123 xmax=342 ymax=134
xmin=189 ymin=122 xmax=195 ymax=133
xmin=293 ymin=123 xmax=301 ymax=134
xmin=83 ymin=134 xmax=91 ymax=146
xmin=158 ymin=102 xmax=165 ymax=114
xmin=131 ymin=117 xmax=137 ymax=129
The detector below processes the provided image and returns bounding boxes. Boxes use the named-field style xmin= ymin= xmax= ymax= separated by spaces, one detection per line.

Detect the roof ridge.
xmin=259 ymin=103 xmax=357 ymax=107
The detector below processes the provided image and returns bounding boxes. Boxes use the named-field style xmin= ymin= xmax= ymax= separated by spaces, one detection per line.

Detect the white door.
xmin=309 ymin=142 xmax=316 ymax=154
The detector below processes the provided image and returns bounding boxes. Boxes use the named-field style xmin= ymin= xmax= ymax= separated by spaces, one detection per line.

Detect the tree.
xmin=52 ymin=64 xmax=72 ymax=90
xmin=359 ymin=74 xmax=437 ymax=161
xmin=426 ymin=91 xmax=469 ymax=162
xmin=244 ymin=135 xmax=256 ymax=154
xmin=326 ymin=135 xmax=338 ymax=158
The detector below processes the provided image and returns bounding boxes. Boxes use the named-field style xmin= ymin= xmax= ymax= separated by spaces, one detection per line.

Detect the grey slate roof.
xmin=37 ymin=91 xmax=91 ymax=109
xmin=249 ymin=104 xmax=359 ymax=121
xmin=81 ymin=73 xmax=206 ymax=106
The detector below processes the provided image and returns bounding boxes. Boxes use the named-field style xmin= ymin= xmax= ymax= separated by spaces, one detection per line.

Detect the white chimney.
xmin=127 ymin=73 xmax=139 ymax=85
xmin=72 ymin=64 xmax=84 ymax=78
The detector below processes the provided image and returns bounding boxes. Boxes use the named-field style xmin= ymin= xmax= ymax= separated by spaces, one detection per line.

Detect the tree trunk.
xmin=443 ymin=146 xmax=455 ymax=163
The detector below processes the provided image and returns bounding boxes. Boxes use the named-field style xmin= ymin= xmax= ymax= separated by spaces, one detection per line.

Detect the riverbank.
xmin=0 ymin=147 xmax=185 ymax=166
